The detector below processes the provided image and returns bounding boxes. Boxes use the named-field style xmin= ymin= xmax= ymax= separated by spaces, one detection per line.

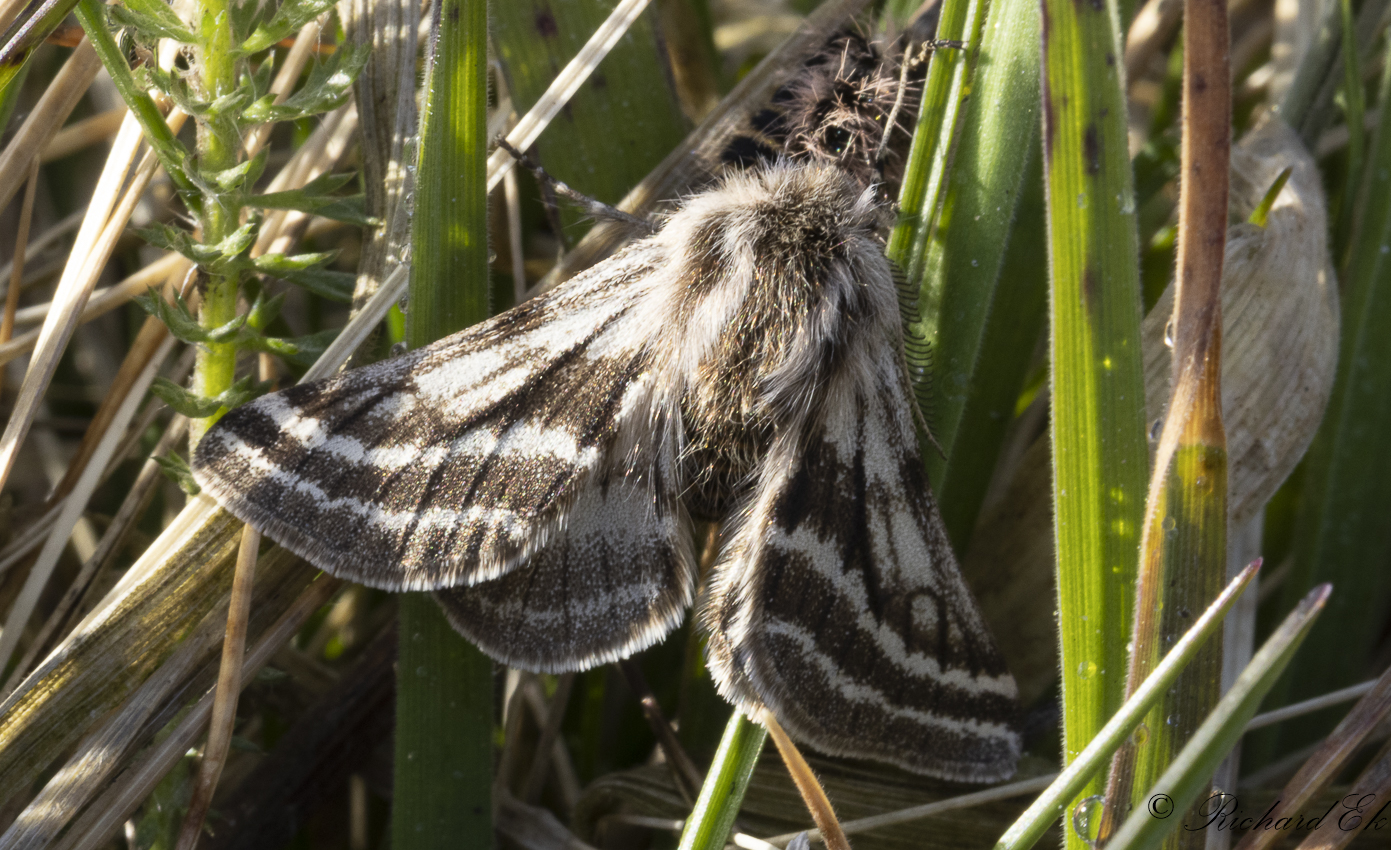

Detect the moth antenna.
xmin=891 ymin=260 xmax=943 ymax=456
xmin=495 ymin=137 xmax=659 ymax=234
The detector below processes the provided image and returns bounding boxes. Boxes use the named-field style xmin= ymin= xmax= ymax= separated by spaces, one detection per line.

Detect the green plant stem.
xmin=187 ymin=0 xmax=244 ymax=443
xmin=73 ymin=0 xmax=192 ymax=191
xmin=1039 ymin=0 xmax=1150 ymax=843
xmin=677 ymin=712 xmax=767 ymax=850
xmin=393 ymin=0 xmax=493 ymax=844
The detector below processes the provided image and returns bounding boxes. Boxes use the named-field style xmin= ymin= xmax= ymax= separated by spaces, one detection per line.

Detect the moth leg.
xmin=495 ymin=138 xmax=659 ymax=235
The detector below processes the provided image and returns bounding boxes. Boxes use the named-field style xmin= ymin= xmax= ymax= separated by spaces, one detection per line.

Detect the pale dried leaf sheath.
xmin=965 ymin=119 xmax=1339 ymax=706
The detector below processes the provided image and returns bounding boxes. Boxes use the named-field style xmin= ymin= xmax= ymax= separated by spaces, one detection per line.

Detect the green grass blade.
xmin=1265 ymin=34 xmax=1391 ymax=757
xmin=394 ymin=0 xmax=494 ymax=844
xmin=1103 ymin=16 xmax=1231 ymax=842
xmin=1105 ymin=584 xmax=1332 ymax=850
xmin=0 ymin=0 xmax=78 ymax=97
xmin=994 ymin=563 xmax=1259 ymax=850
xmin=911 ymin=0 xmax=1042 ymax=546
xmin=676 ymin=712 xmax=767 ymax=850
xmin=885 ymin=0 xmax=986 ymax=287
xmin=1039 ymin=0 xmax=1150 ymax=843
xmin=492 ymin=0 xmax=688 ymax=246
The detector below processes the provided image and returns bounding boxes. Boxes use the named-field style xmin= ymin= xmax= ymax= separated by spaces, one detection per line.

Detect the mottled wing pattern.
xmin=704 ymin=338 xmax=1022 ymax=783
xmin=435 ymin=450 xmax=695 ymax=672
xmin=192 ymin=243 xmax=667 ymax=591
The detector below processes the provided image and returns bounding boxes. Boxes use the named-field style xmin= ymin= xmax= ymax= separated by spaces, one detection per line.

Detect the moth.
xmin=191 ymin=26 xmax=1023 ymax=783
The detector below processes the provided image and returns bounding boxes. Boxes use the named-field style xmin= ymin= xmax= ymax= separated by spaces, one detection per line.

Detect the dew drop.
xmin=1071 ymin=795 xmax=1107 ymax=846
xmin=1077 ymin=660 xmax=1098 ymax=680
xmin=1130 ymin=722 xmax=1150 ymax=746
xmin=1161 ymin=515 xmax=1177 ymax=532
xmin=1163 ymin=319 xmax=1175 ymax=348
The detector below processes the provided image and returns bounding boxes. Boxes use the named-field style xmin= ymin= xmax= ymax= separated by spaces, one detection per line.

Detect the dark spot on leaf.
xmin=590 ymin=72 xmax=607 ymax=89
xmin=1083 ymin=123 xmax=1100 ymax=175
xmin=534 ymin=8 xmax=558 ymax=38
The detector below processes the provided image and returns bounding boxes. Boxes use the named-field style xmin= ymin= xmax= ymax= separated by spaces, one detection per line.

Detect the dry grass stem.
xmin=617 ymin=658 xmax=704 ymax=803
xmin=0 ymin=319 xmax=176 ymax=671
xmin=1 ymin=252 xmax=191 ymax=341
xmin=40 ymin=107 xmax=128 ymax=164
xmin=1245 ymin=679 xmax=1378 ymax=731
xmin=1 ymin=160 xmax=39 ymax=345
xmin=0 ymin=210 xmax=85 ymax=294
xmin=0 ymin=41 xmax=102 ymax=211
xmin=49 ymin=574 xmax=341 ymax=850
xmin=1234 ymin=665 xmax=1391 ymax=850
xmin=521 ymin=672 xmax=575 ymax=805
xmin=174 ymin=525 xmax=261 ymax=850
xmin=1 ymin=414 xmax=191 ymax=696
xmin=0 ymin=114 xmax=149 ymax=494
xmin=761 ymin=710 xmax=850 ymax=850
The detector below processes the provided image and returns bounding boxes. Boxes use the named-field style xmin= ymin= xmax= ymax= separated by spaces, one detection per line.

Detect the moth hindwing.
xmin=192 ymin=26 xmax=1021 ymax=784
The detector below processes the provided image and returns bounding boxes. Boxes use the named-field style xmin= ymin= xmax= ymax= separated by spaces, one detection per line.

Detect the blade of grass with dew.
xmin=0 ymin=0 xmax=79 ymax=97
xmin=994 ymin=562 xmax=1257 ymax=850
xmin=677 ymin=712 xmax=768 ymax=850
xmin=1104 ymin=584 xmax=1332 ymax=850
xmin=1100 ymin=10 xmax=1230 ymax=846
xmin=393 ymin=0 xmax=492 ymax=844
xmin=492 ymin=0 xmax=687 ymax=246
xmin=1040 ymin=0 xmax=1150 ymax=844
xmin=908 ymin=0 xmax=1043 ymax=547
xmin=1262 ymin=33 xmax=1391 ymax=760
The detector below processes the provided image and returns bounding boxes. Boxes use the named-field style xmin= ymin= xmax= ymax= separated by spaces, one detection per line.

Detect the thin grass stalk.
xmin=0 ymin=252 xmax=191 ymax=368
xmin=1039 ymin=0 xmax=1150 ymax=841
xmin=492 ymin=0 xmax=686 ymax=254
xmin=910 ymin=0 xmax=1042 ymax=544
xmin=0 ymin=149 xmax=166 ymax=673
xmin=761 ymin=712 xmax=849 ymax=850
xmin=994 ymin=563 xmax=1256 ymax=850
xmin=1099 ymin=5 xmax=1230 ymax=844
xmin=486 ymin=0 xmax=668 ymax=194
xmin=1105 ymin=585 xmax=1332 ymax=850
xmin=1264 ymin=29 xmax=1391 ymax=768
xmin=393 ymin=0 xmax=492 ymax=843
xmin=677 ymin=712 xmax=768 ymax=850
xmin=0 ymin=110 xmax=144 ymax=496
xmin=0 ymin=160 xmax=37 ymax=345
xmin=173 ymin=525 xmax=260 ymax=850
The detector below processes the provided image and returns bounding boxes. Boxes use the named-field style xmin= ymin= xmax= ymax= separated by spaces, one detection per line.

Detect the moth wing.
xmin=192 ymin=244 xmax=667 ymax=591
xmin=704 ymin=338 xmax=1022 ymax=782
xmin=434 ymin=424 xmax=695 ymax=672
